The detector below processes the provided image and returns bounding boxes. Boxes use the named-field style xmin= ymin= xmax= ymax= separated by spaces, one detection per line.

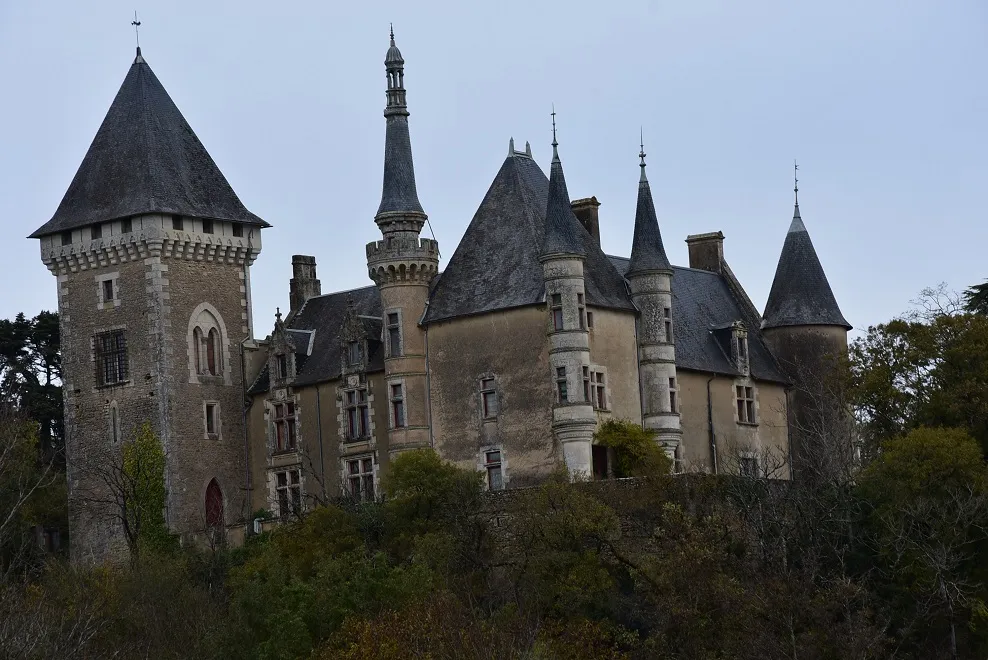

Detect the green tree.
xmin=593 ymin=419 xmax=672 ymax=478
xmin=963 ymin=280 xmax=988 ymax=316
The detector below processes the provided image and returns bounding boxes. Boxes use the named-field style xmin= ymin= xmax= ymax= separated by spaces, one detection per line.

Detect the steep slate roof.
xmin=32 ymin=50 xmax=267 ymax=238
xmin=762 ymin=204 xmax=851 ymax=330
xmin=610 ymin=256 xmax=788 ymax=383
xmin=627 ymin=163 xmax=671 ymax=274
xmin=424 ymin=152 xmax=633 ymax=323
xmin=377 ymin=114 xmax=424 ymax=216
xmin=248 ymin=285 xmax=385 ymax=394
xmin=541 ymin=146 xmax=586 ymax=258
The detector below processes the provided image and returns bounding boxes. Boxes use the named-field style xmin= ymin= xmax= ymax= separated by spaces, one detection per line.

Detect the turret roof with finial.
xmin=30 ymin=45 xmax=268 ymax=238
xmin=540 ymin=110 xmax=586 ymax=258
xmin=377 ymin=26 xmax=424 ymax=217
xmin=627 ymin=135 xmax=671 ymax=275
xmin=763 ymin=163 xmax=850 ymax=329
xmin=385 ymin=24 xmax=404 ymax=65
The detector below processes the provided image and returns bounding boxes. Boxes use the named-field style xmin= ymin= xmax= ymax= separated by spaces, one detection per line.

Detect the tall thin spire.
xmin=628 ymin=137 xmax=671 ymax=274
xmin=551 ymin=105 xmax=559 ymax=162
xmin=794 ymin=159 xmax=799 ymax=206
xmin=639 ymin=128 xmax=647 ymax=182
xmin=541 ymin=110 xmax=584 ymax=258
xmin=791 ymin=160 xmax=804 ymax=230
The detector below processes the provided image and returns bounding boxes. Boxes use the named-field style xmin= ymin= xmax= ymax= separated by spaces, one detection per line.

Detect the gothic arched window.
xmin=206 ymin=329 xmax=218 ymax=375
xmin=193 ymin=327 xmax=203 ymax=373
xmin=187 ymin=305 xmax=228 ymax=382
xmin=205 ymin=479 xmax=223 ymax=528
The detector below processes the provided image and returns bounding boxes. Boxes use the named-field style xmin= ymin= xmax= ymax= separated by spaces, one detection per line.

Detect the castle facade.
xmin=33 ymin=36 xmax=849 ymax=561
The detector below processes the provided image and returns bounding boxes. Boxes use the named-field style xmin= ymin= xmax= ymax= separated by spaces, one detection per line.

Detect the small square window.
xmin=91 ymin=224 xmax=102 ymax=240
xmin=102 ymin=279 xmax=114 ymax=303
xmin=121 ymin=217 xmax=133 ymax=233
xmin=61 ymin=231 xmax=72 ymax=246
xmin=172 ymin=215 xmax=184 ymax=230
xmin=202 ymin=219 xmax=214 ymax=234
xmin=232 ymin=222 xmax=243 ymax=237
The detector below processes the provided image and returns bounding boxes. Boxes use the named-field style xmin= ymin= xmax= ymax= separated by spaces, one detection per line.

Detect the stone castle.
xmin=32 ymin=35 xmax=850 ymax=561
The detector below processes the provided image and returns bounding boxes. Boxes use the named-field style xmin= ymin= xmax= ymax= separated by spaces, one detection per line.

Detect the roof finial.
xmin=639 ymin=127 xmax=647 ymax=182
xmin=275 ymin=307 xmax=282 ymax=322
xmin=131 ymin=11 xmax=141 ymax=53
xmin=551 ymin=105 xmax=559 ymax=162
xmin=794 ymin=159 xmax=799 ymax=206
xmin=390 ymin=23 xmax=395 ymax=45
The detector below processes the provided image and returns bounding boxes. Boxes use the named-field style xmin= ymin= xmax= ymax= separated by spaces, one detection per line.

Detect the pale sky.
xmin=1 ymin=1 xmax=985 ymax=338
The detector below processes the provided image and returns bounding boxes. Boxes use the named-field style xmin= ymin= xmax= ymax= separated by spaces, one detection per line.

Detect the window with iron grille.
xmin=390 ymin=383 xmax=405 ymax=428
xmin=480 ymin=378 xmax=498 ymax=419
xmin=387 ymin=312 xmax=402 ymax=357
xmin=95 ymin=331 xmax=128 ymax=386
xmin=551 ymin=294 xmax=564 ymax=331
xmin=736 ymin=385 xmax=756 ymax=424
xmin=346 ymin=457 xmax=375 ymax=501
xmin=274 ymin=402 xmax=297 ymax=452
xmin=345 ymin=388 xmax=370 ymax=440
xmin=485 ymin=450 xmax=504 ymax=490
xmin=275 ymin=469 xmax=302 ymax=519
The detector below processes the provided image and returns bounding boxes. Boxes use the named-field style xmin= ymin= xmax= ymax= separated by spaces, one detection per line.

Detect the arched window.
xmin=193 ymin=327 xmax=203 ymax=373
xmin=205 ymin=479 xmax=223 ymax=528
xmin=206 ymin=329 xmax=218 ymax=375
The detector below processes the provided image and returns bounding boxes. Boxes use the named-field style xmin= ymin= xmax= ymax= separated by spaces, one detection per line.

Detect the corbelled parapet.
xmin=366 ymin=237 xmax=439 ymax=286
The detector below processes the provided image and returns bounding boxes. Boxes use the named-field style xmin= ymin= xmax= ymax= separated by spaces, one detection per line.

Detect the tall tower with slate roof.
xmin=366 ymin=30 xmax=439 ymax=456
xmin=626 ymin=146 xmax=682 ymax=463
xmin=32 ymin=47 xmax=268 ymax=561
xmin=539 ymin=124 xmax=597 ymax=477
xmin=762 ymin=183 xmax=851 ymax=480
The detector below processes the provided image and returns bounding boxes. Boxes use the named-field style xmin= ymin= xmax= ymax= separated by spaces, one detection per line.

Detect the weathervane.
xmin=551 ymin=104 xmax=557 ymax=146
xmin=131 ymin=11 xmax=141 ymax=49
xmin=639 ymin=127 xmax=646 ymax=168
xmin=794 ymin=159 xmax=799 ymax=205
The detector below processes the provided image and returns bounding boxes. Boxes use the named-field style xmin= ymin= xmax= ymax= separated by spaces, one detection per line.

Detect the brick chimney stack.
xmin=289 ymin=255 xmax=321 ymax=315
xmin=685 ymin=232 xmax=725 ymax=274
xmin=571 ymin=197 xmax=601 ymax=245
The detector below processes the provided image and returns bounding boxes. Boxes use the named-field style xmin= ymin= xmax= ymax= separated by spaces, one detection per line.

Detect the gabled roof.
xmin=31 ymin=49 xmax=267 ymax=238
xmin=424 ymin=151 xmax=633 ymax=323
xmin=762 ymin=205 xmax=850 ymax=330
xmin=627 ymin=165 xmax=671 ymax=275
xmin=610 ymin=256 xmax=788 ymax=383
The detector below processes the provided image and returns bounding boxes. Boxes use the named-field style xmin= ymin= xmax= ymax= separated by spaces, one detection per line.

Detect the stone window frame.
xmin=186 ymin=303 xmax=232 ymax=385
xmin=577 ymin=293 xmax=587 ymax=330
xmin=663 ymin=306 xmax=674 ymax=343
xmin=203 ymin=400 xmax=221 ymax=440
xmin=385 ymin=308 xmax=403 ymax=358
xmin=271 ymin=399 xmax=298 ymax=454
xmin=668 ymin=376 xmax=679 ymax=413
xmin=734 ymin=380 xmax=759 ymax=426
xmin=92 ymin=328 xmax=130 ymax=389
xmin=555 ymin=366 xmax=568 ymax=403
xmin=342 ymin=383 xmax=372 ymax=441
xmin=479 ymin=374 xmax=499 ymax=420
xmin=732 ymin=325 xmax=750 ymax=376
xmin=582 ymin=364 xmax=610 ymax=411
xmin=268 ymin=466 xmax=303 ymax=520
xmin=95 ymin=271 xmax=121 ymax=310
xmin=550 ymin=294 xmax=564 ymax=331
xmin=388 ymin=378 xmax=406 ymax=429
xmin=343 ymin=453 xmax=377 ymax=502
xmin=478 ymin=445 xmax=507 ymax=491
xmin=108 ymin=400 xmax=121 ymax=444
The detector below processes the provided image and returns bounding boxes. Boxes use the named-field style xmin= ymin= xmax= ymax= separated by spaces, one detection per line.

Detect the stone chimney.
xmin=289 ymin=255 xmax=321 ymax=315
xmin=685 ymin=232 xmax=725 ymax=274
xmin=571 ymin=197 xmax=601 ymax=245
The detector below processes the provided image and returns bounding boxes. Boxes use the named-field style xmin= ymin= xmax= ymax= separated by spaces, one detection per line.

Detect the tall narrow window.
xmin=345 ymin=388 xmax=370 ymax=440
xmin=485 ymin=450 xmax=504 ymax=490
xmin=387 ymin=313 xmax=401 ymax=357
xmin=736 ymin=385 xmax=756 ymax=424
xmin=205 ymin=403 xmax=218 ymax=436
xmin=390 ymin=383 xmax=405 ymax=428
xmin=102 ymin=279 xmax=115 ymax=303
xmin=348 ymin=341 xmax=362 ymax=367
xmin=578 ymin=293 xmax=586 ymax=330
xmin=95 ymin=331 xmax=128 ymax=386
xmin=669 ymin=377 xmax=678 ymax=413
xmin=347 ymin=457 xmax=375 ymax=501
xmin=274 ymin=402 xmax=297 ymax=452
xmin=480 ymin=378 xmax=498 ymax=418
xmin=587 ymin=311 xmax=594 ymax=329
xmin=110 ymin=404 xmax=119 ymax=443
xmin=590 ymin=371 xmax=607 ymax=410
xmin=551 ymin=294 xmax=564 ymax=331
xmin=202 ymin=219 xmax=214 ymax=234
xmin=582 ymin=366 xmax=591 ymax=402
xmin=206 ymin=329 xmax=218 ymax=375
xmin=91 ymin=224 xmax=102 ymax=240
xmin=205 ymin=479 xmax=224 ymax=528
xmin=276 ymin=354 xmax=288 ymax=379
xmin=664 ymin=307 xmax=673 ymax=342
xmin=193 ymin=327 xmax=203 ymax=373
xmin=276 ymin=470 xmax=302 ymax=519
xmin=172 ymin=215 xmax=184 ymax=231
xmin=556 ymin=367 xmax=568 ymax=403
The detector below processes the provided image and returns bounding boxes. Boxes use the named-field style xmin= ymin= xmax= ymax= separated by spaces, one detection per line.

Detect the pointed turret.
xmin=762 ymin=200 xmax=850 ymax=330
xmin=376 ymin=28 xmax=426 ymax=225
xmin=627 ymin=146 xmax=671 ymax=275
xmin=30 ymin=48 xmax=267 ymax=238
xmin=541 ymin=119 xmax=585 ymax=258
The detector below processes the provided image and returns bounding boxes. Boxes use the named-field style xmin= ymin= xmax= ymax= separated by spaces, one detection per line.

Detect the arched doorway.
xmin=205 ymin=479 xmax=224 ymax=528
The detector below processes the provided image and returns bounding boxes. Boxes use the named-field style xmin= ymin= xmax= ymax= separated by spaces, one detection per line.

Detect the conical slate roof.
xmin=30 ymin=49 xmax=267 ymax=238
xmin=540 ymin=146 xmax=585 ymax=258
xmin=424 ymin=149 xmax=632 ymax=323
xmin=762 ymin=204 xmax=850 ymax=329
xmin=627 ymin=162 xmax=671 ymax=274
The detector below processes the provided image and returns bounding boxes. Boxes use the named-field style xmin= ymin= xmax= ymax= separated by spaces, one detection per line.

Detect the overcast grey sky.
xmin=1 ymin=1 xmax=985 ymax=338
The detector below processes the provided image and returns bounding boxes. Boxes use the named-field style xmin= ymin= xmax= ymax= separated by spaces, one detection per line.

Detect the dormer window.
xmin=732 ymin=324 xmax=749 ymax=375
xmin=347 ymin=341 xmax=362 ymax=366
xmin=276 ymin=354 xmax=288 ymax=380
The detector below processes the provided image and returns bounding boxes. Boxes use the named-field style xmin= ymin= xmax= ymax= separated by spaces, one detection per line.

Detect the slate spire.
xmin=30 ymin=49 xmax=267 ymax=238
xmin=376 ymin=28 xmax=425 ymax=219
xmin=540 ymin=112 xmax=585 ymax=258
xmin=763 ymin=182 xmax=850 ymax=329
xmin=627 ymin=140 xmax=672 ymax=275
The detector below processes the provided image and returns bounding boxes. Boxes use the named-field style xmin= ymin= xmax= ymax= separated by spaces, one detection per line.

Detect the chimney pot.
xmin=289 ymin=255 xmax=321 ymax=315
xmin=571 ymin=196 xmax=601 ymax=246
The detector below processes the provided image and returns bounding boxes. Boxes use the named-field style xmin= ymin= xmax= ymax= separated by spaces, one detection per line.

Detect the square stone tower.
xmin=30 ymin=48 xmax=268 ymax=562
